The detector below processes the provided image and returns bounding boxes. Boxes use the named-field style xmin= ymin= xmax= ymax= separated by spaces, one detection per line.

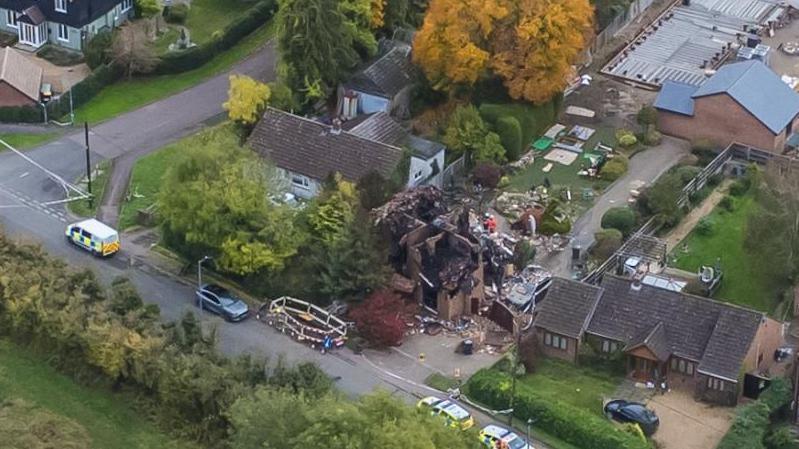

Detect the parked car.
xmin=603 ymin=399 xmax=659 ymax=436
xmin=417 ymin=396 xmax=475 ymax=430
xmin=478 ymin=424 xmax=533 ymax=449
xmin=194 ymin=284 xmax=249 ymax=322
xmin=65 ymin=218 xmax=120 ymax=257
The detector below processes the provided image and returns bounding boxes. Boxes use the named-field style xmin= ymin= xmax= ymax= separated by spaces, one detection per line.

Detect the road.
xmin=540 ymin=137 xmax=690 ymax=277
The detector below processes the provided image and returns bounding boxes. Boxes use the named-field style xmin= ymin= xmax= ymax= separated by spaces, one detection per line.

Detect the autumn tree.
xmin=223 ymin=75 xmax=272 ymax=125
xmin=110 ymin=25 xmax=158 ymax=78
xmin=413 ymin=0 xmax=592 ymax=104
xmin=350 ymin=290 xmax=406 ymax=346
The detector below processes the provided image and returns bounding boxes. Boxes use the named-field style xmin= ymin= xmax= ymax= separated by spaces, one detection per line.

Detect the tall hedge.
xmin=466 ymin=369 xmax=650 ymax=449
xmin=496 ymin=116 xmax=523 ymax=161
xmin=479 ymin=101 xmax=556 ymax=147
xmin=154 ymin=0 xmax=277 ymax=74
xmin=716 ymin=378 xmax=792 ymax=449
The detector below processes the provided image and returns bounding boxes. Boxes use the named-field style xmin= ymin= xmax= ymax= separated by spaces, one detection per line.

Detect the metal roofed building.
xmin=654 ymin=60 xmax=799 ymax=153
xmin=602 ymin=0 xmax=783 ymax=87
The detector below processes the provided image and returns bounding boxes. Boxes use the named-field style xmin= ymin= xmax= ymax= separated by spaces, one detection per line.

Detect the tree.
xmin=637 ymin=106 xmax=657 ymax=128
xmin=370 ymin=0 xmax=386 ymax=28
xmin=158 ymin=127 xmax=303 ymax=275
xmin=592 ymin=228 xmax=623 ymax=261
xmin=495 ymin=116 xmax=523 ymax=161
xmin=277 ymin=0 xmax=361 ymax=103
xmin=135 ymin=0 xmax=163 ymax=34
xmin=413 ymin=0 xmax=592 ymax=103
xmin=601 ymin=207 xmax=636 ymax=237
xmin=340 ymin=0 xmax=379 ymax=56
xmin=443 ymin=105 xmax=506 ymax=164
xmin=350 ymin=290 xmax=406 ymax=346
xmin=357 ymin=171 xmax=395 ymax=210
xmin=472 ymin=162 xmax=501 ymax=189
xmin=110 ymin=25 xmax=158 ymax=78
xmin=638 ymin=171 xmax=684 ymax=227
xmin=223 ymin=75 xmax=272 ymax=125
xmin=85 ymin=31 xmax=113 ymax=69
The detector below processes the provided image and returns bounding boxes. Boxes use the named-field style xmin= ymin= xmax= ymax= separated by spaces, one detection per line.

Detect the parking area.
xmin=648 ymin=390 xmax=734 ymax=449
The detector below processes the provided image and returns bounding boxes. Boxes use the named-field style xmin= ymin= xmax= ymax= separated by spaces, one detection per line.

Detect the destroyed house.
xmin=533 ymin=276 xmax=783 ymax=405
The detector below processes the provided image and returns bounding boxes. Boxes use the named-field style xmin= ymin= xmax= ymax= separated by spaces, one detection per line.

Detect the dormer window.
xmin=55 ymin=0 xmax=67 ymax=13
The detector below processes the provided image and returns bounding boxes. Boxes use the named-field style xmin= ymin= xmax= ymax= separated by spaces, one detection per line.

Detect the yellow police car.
xmin=65 ymin=219 xmax=120 ymax=257
xmin=479 ymin=424 xmax=533 ymax=449
xmin=417 ymin=396 xmax=475 ymax=430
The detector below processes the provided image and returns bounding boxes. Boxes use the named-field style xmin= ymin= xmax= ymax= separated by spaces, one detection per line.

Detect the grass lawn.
xmin=671 ymin=194 xmax=782 ymax=312
xmin=156 ymin=0 xmax=253 ymax=50
xmin=0 ymin=339 xmax=195 ymax=449
xmin=505 ymin=154 xmax=607 ymax=194
xmin=0 ymin=132 xmax=60 ymax=150
xmin=72 ymin=21 xmax=275 ymax=124
xmin=518 ymin=358 xmax=621 ymax=416
xmin=68 ymin=160 xmax=110 ymax=218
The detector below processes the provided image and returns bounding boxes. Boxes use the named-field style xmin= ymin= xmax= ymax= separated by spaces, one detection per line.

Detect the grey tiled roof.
xmin=588 ymin=276 xmax=763 ymax=381
xmin=0 ymin=0 xmax=123 ymax=28
xmin=533 ymin=278 xmax=603 ymax=339
xmin=345 ymin=45 xmax=417 ymax=98
xmin=248 ymin=108 xmax=403 ymax=182
xmin=349 ymin=112 xmax=445 ymax=159
xmin=623 ymin=322 xmax=672 ymax=362
xmin=654 ymin=81 xmax=697 ymax=116
xmin=692 ymin=61 xmax=799 ymax=134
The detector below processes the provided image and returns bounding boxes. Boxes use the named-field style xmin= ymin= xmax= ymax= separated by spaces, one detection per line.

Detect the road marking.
xmin=0 ymin=185 xmax=69 ymax=223
xmin=19 ymin=172 xmax=28 ymax=178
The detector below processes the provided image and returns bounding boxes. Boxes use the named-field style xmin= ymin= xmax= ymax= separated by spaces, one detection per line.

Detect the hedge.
xmin=479 ymin=102 xmax=557 ymax=148
xmin=466 ymin=369 xmax=650 ymax=449
xmin=496 ymin=116 xmax=523 ymax=161
xmin=716 ymin=378 xmax=792 ymax=449
xmin=153 ymin=0 xmax=277 ymax=74
xmin=601 ymin=206 xmax=636 ymax=237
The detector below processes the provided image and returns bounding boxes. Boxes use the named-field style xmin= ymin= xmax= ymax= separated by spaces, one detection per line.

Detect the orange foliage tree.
xmin=413 ymin=0 xmax=592 ymax=104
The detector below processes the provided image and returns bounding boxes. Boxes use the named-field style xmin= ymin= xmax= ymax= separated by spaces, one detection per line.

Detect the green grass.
xmin=72 ymin=21 xmax=275 ymax=124
xmin=506 ymin=153 xmax=608 ymax=194
xmin=517 ymin=358 xmax=621 ymax=415
xmin=424 ymin=373 xmax=461 ymax=392
xmin=0 ymin=339 xmax=195 ymax=449
xmin=157 ymin=0 xmax=253 ymax=51
xmin=479 ymin=102 xmax=557 ymax=147
xmin=671 ymin=194 xmax=781 ymax=312
xmin=0 ymin=132 xmax=60 ymax=150
xmin=68 ymin=160 xmax=110 ymax=218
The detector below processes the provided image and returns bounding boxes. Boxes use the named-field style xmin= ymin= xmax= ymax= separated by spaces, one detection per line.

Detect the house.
xmin=344 ymin=112 xmax=445 ymax=188
xmin=250 ymin=108 xmax=414 ymax=199
xmin=654 ymin=61 xmax=799 ymax=153
xmin=533 ymin=275 xmax=784 ymax=405
xmin=0 ymin=46 xmax=42 ymax=106
xmin=337 ymin=42 xmax=418 ymax=119
xmin=0 ymin=0 xmax=133 ymax=51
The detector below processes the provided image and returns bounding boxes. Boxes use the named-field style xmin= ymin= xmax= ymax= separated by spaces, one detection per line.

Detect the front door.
xmin=18 ymin=23 xmax=46 ymax=47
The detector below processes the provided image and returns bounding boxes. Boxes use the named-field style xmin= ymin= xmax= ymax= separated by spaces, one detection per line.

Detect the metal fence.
xmin=582 ymin=217 xmax=659 ymax=285
xmin=442 ymin=156 xmax=466 ymax=189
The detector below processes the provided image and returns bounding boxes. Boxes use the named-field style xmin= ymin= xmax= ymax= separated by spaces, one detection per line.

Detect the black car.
xmin=195 ymin=284 xmax=249 ymax=322
xmin=603 ymin=399 xmax=659 ymax=436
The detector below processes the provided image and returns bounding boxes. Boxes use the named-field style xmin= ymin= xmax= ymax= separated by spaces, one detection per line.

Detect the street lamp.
xmin=526 ymin=418 xmax=535 ymax=446
xmin=197 ymin=256 xmax=212 ymax=316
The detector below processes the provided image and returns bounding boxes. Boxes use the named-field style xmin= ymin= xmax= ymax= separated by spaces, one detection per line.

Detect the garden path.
xmin=663 ymin=180 xmax=732 ymax=252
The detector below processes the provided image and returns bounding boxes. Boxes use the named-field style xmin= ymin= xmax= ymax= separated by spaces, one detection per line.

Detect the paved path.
xmin=540 ymin=137 xmax=690 ymax=277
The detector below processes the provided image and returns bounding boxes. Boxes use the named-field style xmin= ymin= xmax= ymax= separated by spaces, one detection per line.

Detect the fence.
xmin=677 ymin=145 xmax=733 ymax=207
xmin=582 ymin=217 xmax=659 ymax=285
xmin=591 ymin=0 xmax=658 ymax=53
xmin=441 ymin=156 xmax=466 ymax=189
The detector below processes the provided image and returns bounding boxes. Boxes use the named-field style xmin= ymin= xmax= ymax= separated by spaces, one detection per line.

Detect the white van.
xmin=65 ymin=219 xmax=120 ymax=257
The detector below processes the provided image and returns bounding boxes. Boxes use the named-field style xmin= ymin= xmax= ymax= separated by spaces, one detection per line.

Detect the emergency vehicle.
xmin=65 ymin=219 xmax=120 ymax=257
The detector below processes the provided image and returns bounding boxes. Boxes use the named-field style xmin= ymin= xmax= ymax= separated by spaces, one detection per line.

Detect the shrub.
xmin=601 ymin=207 xmax=636 ymax=236
xmin=0 ymin=105 xmax=42 ymax=123
xmin=717 ymin=379 xmax=791 ymax=449
xmin=478 ymin=102 xmax=557 ymax=147
xmin=615 ymin=129 xmax=637 ymax=147
xmin=466 ymin=369 xmax=649 ymax=449
xmin=643 ymin=127 xmax=662 ymax=146
xmin=495 ymin=116 xmax=523 ymax=161
xmin=165 ymin=3 xmax=189 ymax=23
xmin=695 ymin=217 xmax=714 ymax=236
xmin=676 ymin=165 xmax=701 ymax=183
xmin=513 ymin=240 xmax=536 ymax=269
xmin=349 ymin=290 xmax=405 ymax=347
xmin=472 ymin=162 xmax=502 ymax=189
xmin=601 ymin=154 xmax=629 ymax=181
xmin=691 ymin=138 xmax=716 ymax=153
xmin=592 ymin=228 xmax=623 ymax=261
xmin=729 ymin=180 xmax=749 ymax=197
xmin=539 ymin=214 xmax=571 ymax=235
xmin=267 ymin=81 xmax=297 ymax=111
xmin=719 ymin=196 xmax=734 ymax=212
xmin=636 ymin=106 xmax=657 ymax=127
xmin=84 ymin=31 xmax=113 ymax=69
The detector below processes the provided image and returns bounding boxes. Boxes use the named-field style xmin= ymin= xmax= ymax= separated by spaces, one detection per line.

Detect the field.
xmin=671 ymin=193 xmax=781 ymax=313
xmin=0 ymin=339 xmax=194 ymax=449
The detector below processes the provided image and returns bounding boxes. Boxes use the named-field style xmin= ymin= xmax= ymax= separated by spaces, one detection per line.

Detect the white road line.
xmin=19 ymin=172 xmax=28 ymax=178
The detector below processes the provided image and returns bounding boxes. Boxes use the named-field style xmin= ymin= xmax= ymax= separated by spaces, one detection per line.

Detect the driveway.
xmin=648 ymin=390 xmax=734 ymax=449
xmin=539 ymin=136 xmax=690 ymax=277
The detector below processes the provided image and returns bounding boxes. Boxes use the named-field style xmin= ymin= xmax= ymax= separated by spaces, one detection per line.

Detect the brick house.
xmin=654 ymin=61 xmax=799 ymax=154
xmin=0 ymin=46 xmax=41 ymax=106
xmin=533 ymin=276 xmax=784 ymax=405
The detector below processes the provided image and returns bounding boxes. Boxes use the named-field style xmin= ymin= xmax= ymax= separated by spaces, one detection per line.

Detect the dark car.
xmin=603 ymin=399 xmax=659 ymax=436
xmin=195 ymin=284 xmax=249 ymax=322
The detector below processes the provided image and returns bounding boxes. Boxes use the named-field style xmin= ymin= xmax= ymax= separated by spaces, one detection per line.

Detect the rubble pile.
xmin=374 ymin=186 xmax=446 ymax=236
xmin=508 ymin=150 xmax=535 ymax=169
xmin=495 ymin=190 xmax=548 ymax=220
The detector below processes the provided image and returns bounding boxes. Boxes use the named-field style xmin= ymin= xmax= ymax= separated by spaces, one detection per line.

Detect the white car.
xmin=478 ymin=424 xmax=533 ymax=449
xmin=417 ymin=396 xmax=475 ymax=430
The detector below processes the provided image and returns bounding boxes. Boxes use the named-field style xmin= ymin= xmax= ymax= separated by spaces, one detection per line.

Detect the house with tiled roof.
xmin=533 ymin=275 xmax=784 ymax=405
xmin=0 ymin=0 xmax=133 ymax=51
xmin=654 ymin=60 xmax=799 ymax=153
xmin=248 ymin=108 xmax=445 ymax=198
xmin=0 ymin=46 xmax=42 ymax=106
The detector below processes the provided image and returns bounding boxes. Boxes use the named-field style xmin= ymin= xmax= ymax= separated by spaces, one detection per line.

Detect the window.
xmin=601 ymin=340 xmax=618 ymax=353
xmin=544 ymin=332 xmax=568 ymax=350
xmin=291 ymin=174 xmax=310 ymax=189
xmin=413 ymin=169 xmax=424 ymax=180
xmin=707 ymin=377 xmax=725 ymax=391
xmin=55 ymin=0 xmax=67 ymax=13
xmin=121 ymin=0 xmax=133 ymax=12
xmin=670 ymin=357 xmax=695 ymax=375
xmin=6 ymin=10 xmax=17 ymax=28
xmin=57 ymin=23 xmax=69 ymax=41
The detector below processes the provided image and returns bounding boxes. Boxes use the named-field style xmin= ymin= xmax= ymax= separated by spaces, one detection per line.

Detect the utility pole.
xmin=197 ymin=256 xmax=211 ymax=319
xmin=69 ymin=89 xmax=74 ymax=125
xmin=508 ymin=315 xmax=523 ymax=426
xmin=84 ymin=122 xmax=92 ymax=209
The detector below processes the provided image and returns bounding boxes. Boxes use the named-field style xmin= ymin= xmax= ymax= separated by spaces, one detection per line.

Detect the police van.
xmin=65 ymin=219 xmax=120 ymax=257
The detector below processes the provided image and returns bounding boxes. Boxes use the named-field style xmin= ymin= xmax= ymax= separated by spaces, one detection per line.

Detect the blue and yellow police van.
xmin=65 ymin=219 xmax=120 ymax=257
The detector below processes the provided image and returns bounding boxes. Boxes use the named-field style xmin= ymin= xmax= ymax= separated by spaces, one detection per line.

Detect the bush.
xmin=349 ymin=290 xmax=405 ymax=347
xmin=719 ymin=196 xmax=734 ymax=212
xmin=154 ymin=0 xmax=277 ymax=74
xmin=717 ymin=378 xmax=791 ymax=449
xmin=600 ymin=154 xmax=629 ymax=181
xmin=539 ymin=214 xmax=571 ymax=235
xmin=601 ymin=207 xmax=636 ymax=236
xmin=84 ymin=31 xmax=113 ymax=69
xmin=268 ymin=81 xmax=297 ymax=111
xmin=472 ymin=162 xmax=502 ymax=189
xmin=643 ymin=127 xmax=662 ymax=146
xmin=695 ymin=217 xmax=714 ymax=236
xmin=615 ymin=129 xmax=637 ymax=147
xmin=592 ymin=228 xmax=623 ymax=261
xmin=691 ymin=138 xmax=716 ymax=153
xmin=729 ymin=180 xmax=749 ymax=197
xmin=513 ymin=240 xmax=536 ymax=269
xmin=495 ymin=116 xmax=523 ymax=161
xmin=676 ymin=165 xmax=701 ymax=183
xmin=165 ymin=3 xmax=189 ymax=23
xmin=636 ymin=106 xmax=657 ymax=127
xmin=466 ymin=369 xmax=649 ymax=449
xmin=0 ymin=105 xmax=42 ymax=123
xmin=478 ymin=102 xmax=557 ymax=148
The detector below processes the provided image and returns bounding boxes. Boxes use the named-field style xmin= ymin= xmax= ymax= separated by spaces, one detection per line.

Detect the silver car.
xmin=195 ymin=284 xmax=249 ymax=322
